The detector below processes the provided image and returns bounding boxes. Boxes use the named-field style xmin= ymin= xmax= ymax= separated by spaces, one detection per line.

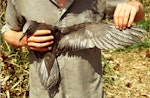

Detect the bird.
xmin=19 ymin=21 xmax=148 ymax=90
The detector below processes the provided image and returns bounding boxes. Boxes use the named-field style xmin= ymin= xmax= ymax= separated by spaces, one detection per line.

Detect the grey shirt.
xmin=1 ymin=0 xmax=128 ymax=98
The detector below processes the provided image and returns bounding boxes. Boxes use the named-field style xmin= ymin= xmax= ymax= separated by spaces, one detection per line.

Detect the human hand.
xmin=20 ymin=30 xmax=54 ymax=52
xmin=113 ymin=1 xmax=142 ymax=30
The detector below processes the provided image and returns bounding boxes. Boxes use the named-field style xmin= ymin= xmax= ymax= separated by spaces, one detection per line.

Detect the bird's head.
xmin=19 ymin=21 xmax=58 ymax=42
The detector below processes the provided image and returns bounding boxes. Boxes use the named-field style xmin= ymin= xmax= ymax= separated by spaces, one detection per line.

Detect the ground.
xmin=102 ymin=47 xmax=150 ymax=98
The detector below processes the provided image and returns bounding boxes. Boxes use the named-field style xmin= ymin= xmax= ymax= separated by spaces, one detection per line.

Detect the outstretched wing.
xmin=58 ymin=23 xmax=148 ymax=51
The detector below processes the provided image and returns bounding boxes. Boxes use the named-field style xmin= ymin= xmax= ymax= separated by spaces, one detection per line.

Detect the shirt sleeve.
xmin=105 ymin=0 xmax=129 ymax=19
xmin=1 ymin=0 xmax=25 ymax=33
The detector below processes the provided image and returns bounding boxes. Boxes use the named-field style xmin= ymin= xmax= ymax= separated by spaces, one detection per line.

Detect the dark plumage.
xmin=19 ymin=21 xmax=148 ymax=89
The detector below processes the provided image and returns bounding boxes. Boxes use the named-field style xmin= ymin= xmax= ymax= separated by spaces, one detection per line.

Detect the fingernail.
xmin=48 ymin=30 xmax=51 ymax=34
xmin=128 ymin=24 xmax=131 ymax=27
xmin=51 ymin=36 xmax=54 ymax=39
xmin=119 ymin=28 xmax=122 ymax=30
xmin=123 ymin=27 xmax=126 ymax=29
xmin=118 ymin=26 xmax=123 ymax=30
xmin=115 ymin=25 xmax=119 ymax=29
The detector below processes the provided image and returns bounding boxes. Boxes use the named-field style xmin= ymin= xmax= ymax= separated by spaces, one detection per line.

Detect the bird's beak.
xmin=19 ymin=33 xmax=27 ymax=42
xmin=19 ymin=21 xmax=34 ymax=42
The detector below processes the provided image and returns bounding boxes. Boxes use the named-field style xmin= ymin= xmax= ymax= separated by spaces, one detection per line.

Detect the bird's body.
xmin=19 ymin=21 xmax=148 ymax=89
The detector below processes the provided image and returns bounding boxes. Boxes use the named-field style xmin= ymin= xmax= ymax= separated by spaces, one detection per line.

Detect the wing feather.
xmin=58 ymin=22 xmax=148 ymax=51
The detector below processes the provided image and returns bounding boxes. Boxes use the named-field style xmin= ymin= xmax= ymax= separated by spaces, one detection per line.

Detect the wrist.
xmin=3 ymin=30 xmax=27 ymax=48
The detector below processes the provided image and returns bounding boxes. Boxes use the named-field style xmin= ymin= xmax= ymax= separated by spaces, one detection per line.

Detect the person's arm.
xmin=2 ymin=0 xmax=54 ymax=52
xmin=3 ymin=29 xmax=54 ymax=52
xmin=2 ymin=30 xmax=26 ymax=48
xmin=114 ymin=1 xmax=145 ymax=29
xmin=1 ymin=0 xmax=26 ymax=48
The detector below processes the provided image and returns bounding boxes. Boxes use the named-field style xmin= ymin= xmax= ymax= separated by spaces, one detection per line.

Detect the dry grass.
xmin=103 ymin=47 xmax=150 ymax=98
xmin=0 ymin=48 xmax=29 ymax=98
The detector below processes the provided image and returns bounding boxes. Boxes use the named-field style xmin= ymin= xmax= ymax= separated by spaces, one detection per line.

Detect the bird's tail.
xmin=38 ymin=52 xmax=60 ymax=90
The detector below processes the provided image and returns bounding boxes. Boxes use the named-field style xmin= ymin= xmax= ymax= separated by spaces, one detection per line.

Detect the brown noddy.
xmin=19 ymin=21 xmax=148 ymax=89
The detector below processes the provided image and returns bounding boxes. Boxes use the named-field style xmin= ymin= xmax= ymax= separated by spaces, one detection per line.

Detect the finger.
xmin=114 ymin=3 xmax=125 ymax=29
xmin=128 ymin=8 xmax=137 ymax=27
xmin=114 ymin=4 xmax=122 ymax=28
xmin=27 ymin=41 xmax=53 ymax=48
xmin=122 ymin=7 xmax=131 ymax=29
xmin=28 ymin=46 xmax=49 ymax=52
xmin=27 ymin=35 xmax=54 ymax=42
xmin=117 ymin=7 xmax=125 ymax=30
xmin=32 ymin=30 xmax=51 ymax=36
